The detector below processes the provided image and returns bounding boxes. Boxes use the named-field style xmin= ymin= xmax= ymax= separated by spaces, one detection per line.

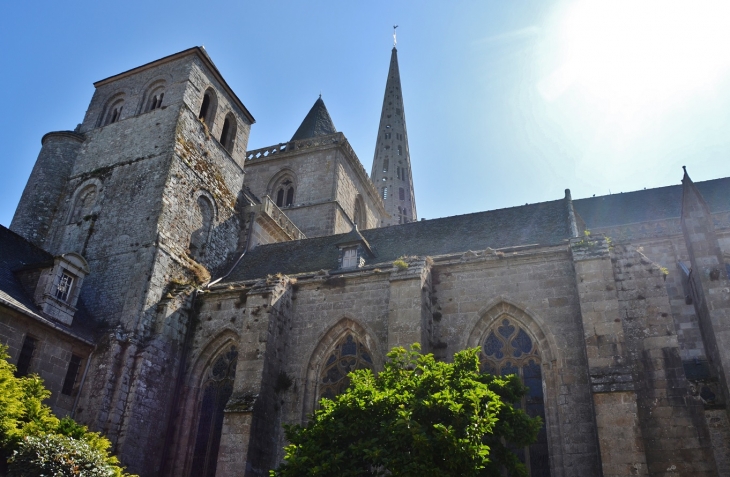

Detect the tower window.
xmin=384 ymin=132 xmax=391 ymax=139
xmin=62 ymin=355 xmax=82 ymax=396
xmin=399 ymin=188 xmax=405 ymax=201
xmin=55 ymin=273 xmax=74 ymax=302
xmin=383 ymin=159 xmax=389 ymax=173
xmin=198 ymin=88 xmax=218 ymax=129
xmin=382 ymin=187 xmax=388 ymax=200
xmin=16 ymin=336 xmax=37 ymax=377
xmin=219 ymin=113 xmax=237 ymax=153
xmin=386 ymin=124 xmax=391 ymax=128
xmin=398 ymin=145 xmax=402 ymax=156
xmin=103 ymin=99 xmax=124 ymax=126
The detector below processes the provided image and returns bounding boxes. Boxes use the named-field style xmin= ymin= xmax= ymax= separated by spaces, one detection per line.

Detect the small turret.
xmin=10 ymin=131 xmax=84 ymax=247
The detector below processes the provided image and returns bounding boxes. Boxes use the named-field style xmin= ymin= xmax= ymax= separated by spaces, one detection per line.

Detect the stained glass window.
xmin=191 ymin=346 xmax=238 ymax=477
xmin=319 ymin=334 xmax=373 ymax=401
xmin=480 ymin=318 xmax=551 ymax=477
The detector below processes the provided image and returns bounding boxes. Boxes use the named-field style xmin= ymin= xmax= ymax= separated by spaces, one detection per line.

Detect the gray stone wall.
xmin=0 ymin=308 xmax=93 ymax=417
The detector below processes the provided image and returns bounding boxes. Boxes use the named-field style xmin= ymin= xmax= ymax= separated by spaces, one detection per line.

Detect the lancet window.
xmin=480 ymin=318 xmax=550 ymax=477
xmin=319 ymin=334 xmax=373 ymax=401
xmin=190 ymin=346 xmax=238 ymax=477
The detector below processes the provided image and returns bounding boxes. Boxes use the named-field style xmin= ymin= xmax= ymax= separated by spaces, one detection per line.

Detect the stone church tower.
xmin=370 ymin=46 xmax=417 ymax=226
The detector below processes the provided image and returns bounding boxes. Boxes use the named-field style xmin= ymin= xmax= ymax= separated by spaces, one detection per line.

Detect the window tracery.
xmin=480 ymin=318 xmax=550 ymax=477
xmin=274 ymin=179 xmax=295 ymax=208
xmin=319 ymin=334 xmax=373 ymax=401
xmin=190 ymin=346 xmax=238 ymax=477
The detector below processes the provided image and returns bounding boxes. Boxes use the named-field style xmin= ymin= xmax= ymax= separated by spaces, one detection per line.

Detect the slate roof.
xmin=573 ymin=177 xmax=730 ymax=229
xmin=290 ymin=97 xmax=337 ymax=141
xmin=221 ymin=198 xmax=572 ymax=282
xmin=0 ymin=225 xmax=96 ymax=344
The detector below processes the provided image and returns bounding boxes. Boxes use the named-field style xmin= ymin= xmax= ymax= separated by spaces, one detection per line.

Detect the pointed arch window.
xmin=382 ymin=159 xmax=389 ymax=173
xmin=319 ymin=334 xmax=373 ymax=401
xmin=190 ymin=346 xmax=238 ymax=477
xmin=480 ymin=319 xmax=550 ymax=477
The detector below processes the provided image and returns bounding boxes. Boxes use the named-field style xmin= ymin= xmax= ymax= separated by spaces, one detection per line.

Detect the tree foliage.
xmin=272 ymin=345 xmax=541 ymax=477
xmin=0 ymin=345 xmax=135 ymax=476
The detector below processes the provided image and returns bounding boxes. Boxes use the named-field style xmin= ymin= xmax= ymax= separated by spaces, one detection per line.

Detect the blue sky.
xmin=2 ymin=0 xmax=730 ymax=227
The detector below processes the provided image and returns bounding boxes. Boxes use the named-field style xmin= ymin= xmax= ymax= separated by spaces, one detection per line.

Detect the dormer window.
xmin=34 ymin=253 xmax=90 ymax=326
xmin=55 ymin=273 xmax=74 ymax=302
xmin=342 ymin=248 xmax=358 ymax=268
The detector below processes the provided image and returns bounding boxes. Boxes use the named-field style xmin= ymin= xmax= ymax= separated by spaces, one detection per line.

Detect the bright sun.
xmin=541 ymin=0 xmax=730 ymax=116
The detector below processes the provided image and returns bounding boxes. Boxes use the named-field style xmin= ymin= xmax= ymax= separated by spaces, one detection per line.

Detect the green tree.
xmin=272 ymin=345 xmax=541 ymax=477
xmin=0 ymin=345 xmax=135 ymax=477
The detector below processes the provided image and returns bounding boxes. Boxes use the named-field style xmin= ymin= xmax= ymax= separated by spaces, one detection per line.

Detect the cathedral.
xmin=1 ymin=45 xmax=730 ymax=477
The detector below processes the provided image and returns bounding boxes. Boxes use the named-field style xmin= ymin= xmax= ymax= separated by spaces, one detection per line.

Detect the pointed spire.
xmin=370 ymin=44 xmax=417 ymax=226
xmin=291 ymin=97 xmax=337 ymax=141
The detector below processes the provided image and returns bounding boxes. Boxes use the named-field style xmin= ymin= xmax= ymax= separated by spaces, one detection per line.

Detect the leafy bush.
xmin=272 ymin=345 xmax=541 ymax=477
xmin=0 ymin=345 xmax=135 ymax=476
xmin=8 ymin=433 xmax=123 ymax=477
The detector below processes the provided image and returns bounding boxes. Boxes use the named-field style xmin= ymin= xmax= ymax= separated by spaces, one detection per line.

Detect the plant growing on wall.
xmin=271 ymin=344 xmax=541 ymax=477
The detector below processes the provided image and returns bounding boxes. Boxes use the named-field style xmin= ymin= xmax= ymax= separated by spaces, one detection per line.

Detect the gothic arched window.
xmin=319 ymin=334 xmax=373 ymax=401
xmin=190 ymin=346 xmax=238 ymax=477
xmin=480 ymin=318 xmax=550 ymax=477
xmin=69 ymin=184 xmax=98 ymax=224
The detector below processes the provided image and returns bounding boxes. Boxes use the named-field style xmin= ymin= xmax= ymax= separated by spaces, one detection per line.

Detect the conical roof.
xmin=291 ymin=97 xmax=337 ymax=141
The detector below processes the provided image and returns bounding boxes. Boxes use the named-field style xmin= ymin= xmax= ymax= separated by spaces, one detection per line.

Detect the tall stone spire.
xmin=370 ymin=45 xmax=417 ymax=226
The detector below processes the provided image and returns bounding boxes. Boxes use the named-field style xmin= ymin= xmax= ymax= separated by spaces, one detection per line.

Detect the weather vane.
xmin=393 ymin=25 xmax=398 ymax=47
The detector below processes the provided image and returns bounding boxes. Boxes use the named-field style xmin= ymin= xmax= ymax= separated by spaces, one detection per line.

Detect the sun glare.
xmin=541 ymin=0 xmax=730 ymax=113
